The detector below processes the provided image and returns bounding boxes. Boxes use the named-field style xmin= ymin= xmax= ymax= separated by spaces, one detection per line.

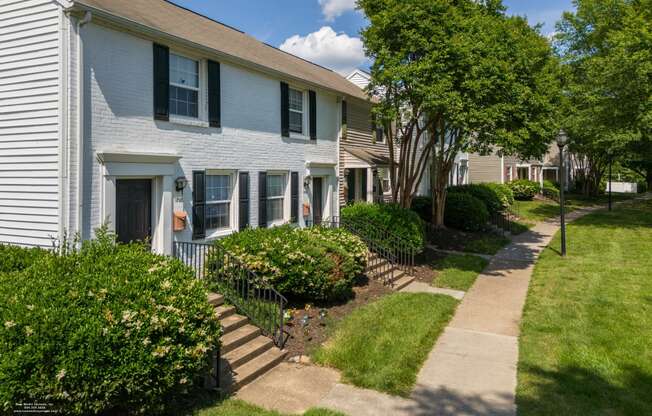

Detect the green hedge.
xmin=0 ymin=233 xmax=220 ymax=415
xmin=216 ymin=226 xmax=367 ymax=302
xmin=410 ymin=196 xmax=432 ymax=223
xmin=542 ymin=180 xmax=560 ymax=201
xmin=485 ymin=183 xmax=515 ymax=208
xmin=448 ymin=184 xmax=506 ymax=214
xmin=445 ymin=193 xmax=489 ymax=231
xmin=0 ymin=244 xmax=49 ymax=275
xmin=507 ymin=179 xmax=541 ymax=200
xmin=341 ymin=203 xmax=425 ymax=252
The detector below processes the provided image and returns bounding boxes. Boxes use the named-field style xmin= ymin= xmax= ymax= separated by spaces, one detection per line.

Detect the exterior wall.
xmin=338 ymin=97 xmax=391 ymax=205
xmin=0 ymin=0 xmax=63 ymax=247
xmin=81 ymin=22 xmax=340 ymax=244
xmin=468 ymin=153 xmax=502 ymax=184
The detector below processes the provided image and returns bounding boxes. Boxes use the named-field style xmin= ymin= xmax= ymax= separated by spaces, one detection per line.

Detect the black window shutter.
xmin=309 ymin=90 xmax=317 ymax=140
xmin=258 ymin=172 xmax=267 ymax=227
xmin=280 ymin=82 xmax=289 ymax=137
xmin=153 ymin=43 xmax=169 ymax=121
xmin=371 ymin=113 xmax=377 ymax=143
xmin=341 ymin=100 xmax=348 ymax=125
xmin=376 ymin=126 xmax=384 ymax=143
xmin=291 ymin=172 xmax=299 ymax=223
xmin=207 ymin=60 xmax=221 ymax=128
xmin=347 ymin=170 xmax=356 ymax=203
xmin=239 ymin=172 xmax=250 ymax=230
xmin=192 ymin=170 xmax=205 ymax=239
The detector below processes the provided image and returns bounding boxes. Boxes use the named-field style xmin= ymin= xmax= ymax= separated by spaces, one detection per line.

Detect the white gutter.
xmin=75 ymin=10 xmax=92 ymax=238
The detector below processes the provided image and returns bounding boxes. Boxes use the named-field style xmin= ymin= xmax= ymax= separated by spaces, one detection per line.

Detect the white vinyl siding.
xmin=0 ymin=0 xmax=61 ymax=247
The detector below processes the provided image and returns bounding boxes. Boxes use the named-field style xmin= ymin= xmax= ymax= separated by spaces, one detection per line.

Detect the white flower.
xmin=161 ymin=279 xmax=172 ymax=290
xmin=180 ymin=377 xmax=188 ymax=385
xmin=143 ymin=337 xmax=151 ymax=346
xmin=4 ymin=321 xmax=15 ymax=329
xmin=56 ymin=369 xmax=66 ymax=382
xmin=25 ymin=326 xmax=33 ymax=337
xmin=26 ymin=305 xmax=35 ymax=311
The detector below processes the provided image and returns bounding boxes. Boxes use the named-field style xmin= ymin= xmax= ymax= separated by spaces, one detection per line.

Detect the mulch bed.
xmin=413 ymin=249 xmax=446 ymax=285
xmin=282 ymin=276 xmax=392 ymax=361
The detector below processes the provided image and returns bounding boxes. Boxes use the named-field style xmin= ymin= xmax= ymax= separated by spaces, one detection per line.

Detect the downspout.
xmin=76 ymin=11 xmax=91 ymax=239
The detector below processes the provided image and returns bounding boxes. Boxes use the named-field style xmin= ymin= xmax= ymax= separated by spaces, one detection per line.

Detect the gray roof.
xmin=72 ymin=0 xmax=369 ymax=100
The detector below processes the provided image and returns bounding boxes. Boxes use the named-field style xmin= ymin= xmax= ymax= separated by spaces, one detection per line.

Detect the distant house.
xmin=0 ymin=0 xmax=372 ymax=251
xmin=468 ymin=143 xmax=566 ymax=186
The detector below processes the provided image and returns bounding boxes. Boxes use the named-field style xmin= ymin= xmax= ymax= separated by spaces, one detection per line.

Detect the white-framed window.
xmin=378 ymin=167 xmax=391 ymax=193
xmin=205 ymin=174 xmax=232 ymax=230
xmin=289 ymin=88 xmax=304 ymax=134
xmin=169 ymin=53 xmax=199 ymax=118
xmin=266 ymin=174 xmax=286 ymax=223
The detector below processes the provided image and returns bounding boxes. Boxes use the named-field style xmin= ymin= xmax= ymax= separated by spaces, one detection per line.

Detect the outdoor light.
xmin=556 ymin=130 xmax=568 ymax=256
xmin=300 ymin=315 xmax=310 ymax=327
xmin=175 ymin=176 xmax=187 ymax=192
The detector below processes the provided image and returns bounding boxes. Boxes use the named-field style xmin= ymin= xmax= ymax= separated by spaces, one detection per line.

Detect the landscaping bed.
xmin=313 ymin=292 xmax=459 ymax=397
xmin=282 ymin=276 xmax=392 ymax=361
xmin=517 ymin=199 xmax=652 ymax=415
xmin=427 ymin=227 xmax=510 ymax=255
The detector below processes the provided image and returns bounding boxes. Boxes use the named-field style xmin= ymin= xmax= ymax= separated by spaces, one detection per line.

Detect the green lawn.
xmin=512 ymin=193 xmax=635 ymax=223
xmin=194 ymin=399 xmax=344 ymax=416
xmin=516 ymin=199 xmax=652 ymax=415
xmin=313 ymin=293 xmax=458 ymax=396
xmin=463 ymin=234 xmax=511 ymax=255
xmin=432 ymin=254 xmax=488 ymax=291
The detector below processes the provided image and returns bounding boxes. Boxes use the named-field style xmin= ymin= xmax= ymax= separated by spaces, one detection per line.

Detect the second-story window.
xmin=169 ymin=53 xmax=199 ymax=118
xmin=289 ymin=88 xmax=303 ymax=134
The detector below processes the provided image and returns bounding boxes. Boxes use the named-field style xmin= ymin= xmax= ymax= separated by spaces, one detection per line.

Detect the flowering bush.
xmin=0 ymin=232 xmax=220 ymax=415
xmin=341 ymin=203 xmax=425 ymax=252
xmin=508 ymin=179 xmax=541 ymax=200
xmin=215 ymin=226 xmax=367 ymax=301
xmin=0 ymin=244 xmax=49 ymax=274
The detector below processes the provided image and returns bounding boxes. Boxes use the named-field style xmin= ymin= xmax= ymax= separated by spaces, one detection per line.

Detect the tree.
xmin=556 ymin=0 xmax=651 ymax=195
xmin=358 ymin=0 xmax=561 ymax=225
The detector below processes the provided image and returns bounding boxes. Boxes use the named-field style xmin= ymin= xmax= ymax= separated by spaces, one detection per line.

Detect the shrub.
xmin=216 ymin=225 xmax=367 ymax=301
xmin=410 ymin=196 xmax=432 ymax=223
xmin=485 ymin=183 xmax=515 ymax=208
xmin=0 ymin=232 xmax=220 ymax=415
xmin=507 ymin=179 xmax=541 ymax=200
xmin=542 ymin=180 xmax=560 ymax=201
xmin=341 ymin=203 xmax=425 ymax=252
xmin=444 ymin=193 xmax=489 ymax=231
xmin=448 ymin=184 xmax=505 ymax=214
xmin=0 ymin=244 xmax=50 ymax=275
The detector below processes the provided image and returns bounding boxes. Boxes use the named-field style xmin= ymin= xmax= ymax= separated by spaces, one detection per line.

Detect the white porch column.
xmin=160 ymin=175 xmax=174 ymax=255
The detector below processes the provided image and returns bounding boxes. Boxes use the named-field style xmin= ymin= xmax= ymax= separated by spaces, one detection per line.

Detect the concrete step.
xmin=215 ymin=304 xmax=236 ymax=320
xmin=393 ymin=274 xmax=416 ymax=291
xmin=221 ymin=324 xmax=261 ymax=354
xmin=223 ymin=335 xmax=274 ymax=369
xmin=389 ymin=269 xmax=406 ymax=282
xmin=208 ymin=292 xmax=224 ymax=307
xmin=221 ymin=314 xmax=249 ymax=334
xmin=231 ymin=347 xmax=287 ymax=390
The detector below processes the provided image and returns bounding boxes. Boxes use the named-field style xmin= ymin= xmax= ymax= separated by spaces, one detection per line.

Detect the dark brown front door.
xmin=313 ymin=177 xmax=323 ymax=225
xmin=116 ymin=179 xmax=151 ymax=244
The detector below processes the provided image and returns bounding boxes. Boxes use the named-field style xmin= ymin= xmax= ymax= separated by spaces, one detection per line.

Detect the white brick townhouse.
xmin=0 ymin=0 xmax=371 ymax=253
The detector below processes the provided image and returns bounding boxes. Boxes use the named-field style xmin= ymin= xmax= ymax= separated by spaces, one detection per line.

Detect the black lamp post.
xmin=557 ymin=130 xmax=569 ymax=256
xmin=608 ymin=150 xmax=613 ymax=211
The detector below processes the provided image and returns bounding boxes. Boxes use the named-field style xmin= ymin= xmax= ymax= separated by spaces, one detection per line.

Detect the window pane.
xmin=206 ymin=175 xmax=231 ymax=202
xmin=289 ymin=89 xmax=303 ymax=111
xmin=169 ymin=86 xmax=198 ymax=118
xmin=170 ymin=54 xmax=198 ymax=88
xmin=266 ymin=199 xmax=283 ymax=222
xmin=267 ymin=175 xmax=285 ymax=197
xmin=289 ymin=111 xmax=302 ymax=134
xmin=206 ymin=203 xmax=230 ymax=229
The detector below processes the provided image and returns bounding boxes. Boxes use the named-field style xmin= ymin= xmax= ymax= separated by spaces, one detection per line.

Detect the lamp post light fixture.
xmin=556 ymin=130 xmax=569 ymax=257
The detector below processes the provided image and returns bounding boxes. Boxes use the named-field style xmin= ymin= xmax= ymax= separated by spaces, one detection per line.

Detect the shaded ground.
xmin=282 ymin=276 xmax=392 ymax=361
xmin=517 ymin=199 xmax=652 ymax=415
xmin=426 ymin=228 xmax=510 ymax=255
xmin=413 ymin=249 xmax=488 ymax=292
xmin=193 ymin=397 xmax=345 ymax=416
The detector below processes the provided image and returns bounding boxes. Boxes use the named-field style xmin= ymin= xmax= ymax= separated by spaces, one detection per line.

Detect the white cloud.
xmin=318 ymin=0 xmax=357 ymax=21
xmin=279 ymin=26 xmax=367 ymax=76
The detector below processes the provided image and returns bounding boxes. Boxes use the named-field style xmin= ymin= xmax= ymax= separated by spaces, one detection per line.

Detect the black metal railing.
xmin=489 ymin=211 xmax=516 ymax=235
xmin=174 ymin=241 xmax=287 ymax=348
xmin=307 ymin=215 xmax=416 ymax=286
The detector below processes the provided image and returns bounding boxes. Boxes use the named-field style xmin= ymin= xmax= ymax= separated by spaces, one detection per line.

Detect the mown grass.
xmin=432 ymin=254 xmax=488 ymax=291
xmin=516 ymin=199 xmax=652 ymax=415
xmin=463 ymin=234 xmax=510 ymax=255
xmin=194 ymin=399 xmax=344 ymax=416
xmin=313 ymin=292 xmax=459 ymax=397
xmin=512 ymin=193 xmax=635 ymax=223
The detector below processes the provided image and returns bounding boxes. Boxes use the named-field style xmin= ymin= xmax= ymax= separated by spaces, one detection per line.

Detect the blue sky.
xmin=171 ymin=0 xmax=574 ymax=75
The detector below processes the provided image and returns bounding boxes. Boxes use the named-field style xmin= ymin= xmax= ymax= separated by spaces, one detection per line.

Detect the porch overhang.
xmin=342 ymin=145 xmax=394 ymax=168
